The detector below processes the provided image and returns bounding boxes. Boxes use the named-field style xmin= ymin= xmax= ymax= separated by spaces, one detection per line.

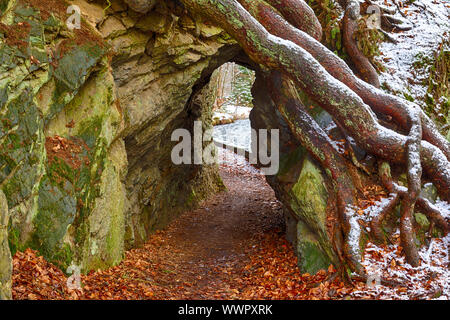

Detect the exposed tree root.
xmin=237 ymin=0 xmax=450 ymax=163
xmin=416 ymin=198 xmax=449 ymax=234
xmin=402 ymin=102 xmax=423 ymax=266
xmin=264 ymin=71 xmax=414 ymax=284
xmin=264 ymin=0 xmax=323 ymax=41
xmin=342 ymin=0 xmax=380 ymax=87
xmin=265 ymin=71 xmax=364 ymax=278
xmin=399 ymin=197 xmax=420 ymax=266
xmin=377 ymin=162 xmax=449 ymax=266
xmin=180 ymin=0 xmax=450 ymax=275
xmin=351 ymin=274 xmax=402 ymax=288
xmin=381 ymin=14 xmax=413 ymax=32
xmin=369 ymin=192 xmax=400 ymax=242
xmin=340 ymin=0 xmax=413 ymax=83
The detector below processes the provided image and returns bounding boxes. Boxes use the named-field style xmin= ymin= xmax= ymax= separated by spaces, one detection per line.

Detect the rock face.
xmin=0 ymin=0 xmax=347 ymax=279
xmin=0 ymin=0 xmax=239 ymax=274
xmin=250 ymin=75 xmax=339 ymax=274
xmin=0 ymin=191 xmax=11 ymax=299
xmin=123 ymin=0 xmax=157 ymax=14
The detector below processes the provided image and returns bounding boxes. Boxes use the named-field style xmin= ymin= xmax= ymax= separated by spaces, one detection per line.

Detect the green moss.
xmin=413 ymin=40 xmax=449 ymax=136
xmin=28 ymin=152 xmax=84 ymax=269
xmin=7 ymin=226 xmax=21 ymax=256
xmin=185 ymin=188 xmax=197 ymax=207
xmin=0 ymin=89 xmax=45 ymax=210
xmin=296 ymin=220 xmax=330 ymax=274
xmin=47 ymin=44 xmax=107 ymax=122
xmin=0 ymin=0 xmax=9 ymax=14
xmin=415 ymin=212 xmax=430 ymax=229
xmin=291 ymin=159 xmax=328 ymax=229
xmin=308 ymin=0 xmax=346 ymax=58
xmin=285 ymin=156 xmax=338 ymax=272
xmin=355 ymin=17 xmax=385 ymax=73
xmin=403 ymin=91 xmax=415 ymax=102
xmin=277 ymin=146 xmax=306 ymax=178
xmin=79 ymin=141 xmax=126 ymax=272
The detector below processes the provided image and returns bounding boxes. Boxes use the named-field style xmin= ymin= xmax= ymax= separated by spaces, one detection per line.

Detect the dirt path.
xmin=133 ymin=159 xmax=284 ymax=299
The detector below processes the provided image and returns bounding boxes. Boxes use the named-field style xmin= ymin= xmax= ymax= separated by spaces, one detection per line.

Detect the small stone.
xmin=99 ymin=16 xmax=127 ymax=38
xmin=124 ymin=0 xmax=157 ymax=14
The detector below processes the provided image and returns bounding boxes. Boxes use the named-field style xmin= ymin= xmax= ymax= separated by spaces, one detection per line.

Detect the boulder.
xmin=250 ymin=74 xmax=339 ymax=273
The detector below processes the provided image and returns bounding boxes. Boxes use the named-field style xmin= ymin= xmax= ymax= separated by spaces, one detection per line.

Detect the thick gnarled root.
xmin=342 ymin=0 xmax=381 ymax=87
xmin=237 ymin=0 xmax=450 ymax=163
xmin=373 ymin=162 xmax=449 ymax=266
xmin=264 ymin=0 xmax=323 ymax=41
xmin=180 ymin=0 xmax=450 ymax=278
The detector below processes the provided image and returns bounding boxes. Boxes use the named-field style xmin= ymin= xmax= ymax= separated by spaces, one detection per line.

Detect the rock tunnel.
xmin=0 ymin=0 xmax=338 ymax=292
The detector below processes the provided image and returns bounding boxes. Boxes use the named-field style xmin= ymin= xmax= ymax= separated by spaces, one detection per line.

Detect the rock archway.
xmin=0 ymin=0 xmax=335 ymax=282
xmin=0 ymin=0 xmax=256 ymax=275
xmin=1 ymin=0 xmax=449 ymax=299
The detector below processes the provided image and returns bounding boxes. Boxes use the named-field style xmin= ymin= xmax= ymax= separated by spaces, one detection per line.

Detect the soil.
xmin=13 ymin=150 xmax=356 ymax=300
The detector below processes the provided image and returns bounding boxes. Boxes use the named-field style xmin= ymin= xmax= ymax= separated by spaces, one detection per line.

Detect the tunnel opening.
xmin=211 ymin=62 xmax=254 ymax=165
xmin=5 ymin=0 xmax=450 ymax=301
xmin=138 ymin=60 xmax=290 ymax=298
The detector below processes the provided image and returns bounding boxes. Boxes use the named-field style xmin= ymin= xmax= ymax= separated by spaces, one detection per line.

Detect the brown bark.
xmin=266 ymin=71 xmax=364 ymax=275
xmin=264 ymin=0 xmax=323 ymax=41
xmin=342 ymin=0 xmax=381 ymax=87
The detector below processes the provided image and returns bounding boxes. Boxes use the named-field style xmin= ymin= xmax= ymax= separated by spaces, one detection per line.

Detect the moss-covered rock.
xmin=0 ymin=0 xmax=236 ymax=273
xmin=288 ymin=157 xmax=335 ymax=273
xmin=251 ymin=74 xmax=339 ymax=273
xmin=0 ymin=0 xmax=346 ymax=278
xmin=0 ymin=190 xmax=11 ymax=300
xmin=0 ymin=0 xmax=126 ymax=272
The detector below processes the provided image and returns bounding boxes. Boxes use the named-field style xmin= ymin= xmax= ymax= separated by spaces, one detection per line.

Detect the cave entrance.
xmin=175 ymin=61 xmax=285 ymax=264
xmin=161 ymin=62 xmax=287 ymax=298
xmin=138 ymin=59 xmax=288 ymax=298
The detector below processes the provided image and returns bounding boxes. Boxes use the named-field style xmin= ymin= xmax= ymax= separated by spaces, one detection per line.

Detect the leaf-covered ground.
xmin=12 ymin=149 xmax=449 ymax=300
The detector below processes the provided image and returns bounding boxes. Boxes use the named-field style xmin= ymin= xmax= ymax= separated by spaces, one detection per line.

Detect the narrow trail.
xmin=139 ymin=163 xmax=284 ymax=299
xmin=17 ymin=150 xmax=324 ymax=300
